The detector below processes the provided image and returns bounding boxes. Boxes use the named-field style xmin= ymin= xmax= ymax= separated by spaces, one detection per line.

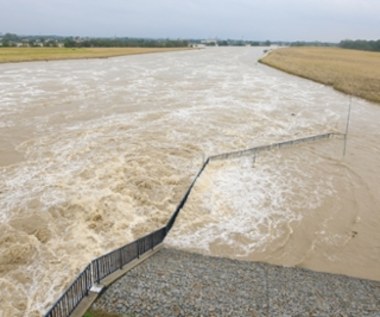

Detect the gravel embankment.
xmin=92 ymin=247 xmax=380 ymax=316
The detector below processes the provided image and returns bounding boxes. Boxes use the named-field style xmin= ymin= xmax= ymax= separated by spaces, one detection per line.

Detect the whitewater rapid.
xmin=0 ymin=47 xmax=379 ymax=316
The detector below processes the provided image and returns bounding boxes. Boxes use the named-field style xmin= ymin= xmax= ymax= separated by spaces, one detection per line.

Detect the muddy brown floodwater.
xmin=0 ymin=47 xmax=379 ymax=316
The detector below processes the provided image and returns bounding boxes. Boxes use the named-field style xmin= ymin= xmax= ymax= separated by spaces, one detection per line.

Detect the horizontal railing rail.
xmin=44 ymin=132 xmax=339 ymax=317
xmin=209 ymin=132 xmax=341 ymax=161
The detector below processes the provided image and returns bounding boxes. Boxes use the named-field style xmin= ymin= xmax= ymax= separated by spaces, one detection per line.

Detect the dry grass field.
xmin=260 ymin=47 xmax=380 ymax=104
xmin=0 ymin=47 xmax=188 ymax=63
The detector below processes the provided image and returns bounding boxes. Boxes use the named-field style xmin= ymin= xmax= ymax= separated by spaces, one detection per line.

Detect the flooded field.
xmin=0 ymin=47 xmax=379 ymax=316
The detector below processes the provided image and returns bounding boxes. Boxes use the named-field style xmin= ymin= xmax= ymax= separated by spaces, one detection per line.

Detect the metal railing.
xmin=44 ymin=132 xmax=339 ymax=317
xmin=166 ymin=158 xmax=210 ymax=232
xmin=44 ymin=264 xmax=92 ymax=317
xmin=92 ymin=227 xmax=166 ymax=284
xmin=209 ymin=132 xmax=341 ymax=161
xmin=45 ymin=228 xmax=166 ymax=317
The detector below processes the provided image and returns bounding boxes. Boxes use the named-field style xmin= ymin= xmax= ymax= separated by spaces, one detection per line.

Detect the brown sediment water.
xmin=0 ymin=47 xmax=379 ymax=316
xmin=166 ymin=138 xmax=380 ymax=281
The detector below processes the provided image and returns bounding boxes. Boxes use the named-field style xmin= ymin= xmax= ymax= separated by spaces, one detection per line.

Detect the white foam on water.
xmin=166 ymin=148 xmax=336 ymax=256
xmin=0 ymin=47 xmax=380 ymax=316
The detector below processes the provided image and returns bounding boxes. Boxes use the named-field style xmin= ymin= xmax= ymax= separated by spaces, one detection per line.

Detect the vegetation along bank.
xmin=0 ymin=47 xmax=189 ymax=64
xmin=260 ymin=47 xmax=380 ymax=104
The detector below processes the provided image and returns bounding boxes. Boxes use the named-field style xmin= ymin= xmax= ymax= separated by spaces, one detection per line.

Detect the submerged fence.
xmin=44 ymin=132 xmax=340 ymax=317
xmin=209 ymin=132 xmax=340 ymax=161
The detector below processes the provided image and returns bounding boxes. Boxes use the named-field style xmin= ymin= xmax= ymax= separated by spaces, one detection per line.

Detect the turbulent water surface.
xmin=0 ymin=47 xmax=379 ymax=316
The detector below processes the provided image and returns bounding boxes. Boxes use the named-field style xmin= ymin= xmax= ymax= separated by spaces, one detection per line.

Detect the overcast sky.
xmin=1 ymin=0 xmax=379 ymax=42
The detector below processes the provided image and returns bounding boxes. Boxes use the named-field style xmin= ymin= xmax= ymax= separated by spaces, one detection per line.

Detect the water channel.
xmin=0 ymin=47 xmax=379 ymax=316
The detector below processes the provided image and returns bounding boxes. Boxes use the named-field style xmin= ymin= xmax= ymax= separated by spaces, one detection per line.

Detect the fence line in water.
xmin=44 ymin=131 xmax=340 ymax=317
xmin=209 ymin=132 xmax=340 ymax=161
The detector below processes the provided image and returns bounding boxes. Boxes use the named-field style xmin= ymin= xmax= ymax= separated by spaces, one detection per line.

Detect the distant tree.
xmin=339 ymin=39 xmax=380 ymax=52
xmin=2 ymin=40 xmax=10 ymax=47
xmin=217 ymin=40 xmax=229 ymax=46
xmin=290 ymin=41 xmax=337 ymax=47
xmin=3 ymin=33 xmax=19 ymax=41
xmin=250 ymin=41 xmax=261 ymax=46
xmin=63 ymin=38 xmax=76 ymax=48
xmin=61 ymin=37 xmax=188 ymax=48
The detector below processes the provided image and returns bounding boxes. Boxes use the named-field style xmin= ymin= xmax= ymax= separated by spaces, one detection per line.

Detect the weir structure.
xmin=44 ymin=132 xmax=341 ymax=317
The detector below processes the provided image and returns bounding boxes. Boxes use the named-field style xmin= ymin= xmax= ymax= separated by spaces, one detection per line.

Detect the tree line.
xmin=286 ymin=39 xmax=380 ymax=52
xmin=338 ymin=39 xmax=380 ymax=52
xmin=1 ymin=33 xmax=379 ymax=52
xmin=63 ymin=37 xmax=189 ymax=48
xmin=0 ymin=33 xmax=189 ymax=48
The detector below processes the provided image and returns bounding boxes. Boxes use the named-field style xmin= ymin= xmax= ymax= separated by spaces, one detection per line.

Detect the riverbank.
xmin=0 ymin=47 xmax=189 ymax=63
xmin=90 ymin=247 xmax=380 ymax=316
xmin=259 ymin=47 xmax=380 ymax=104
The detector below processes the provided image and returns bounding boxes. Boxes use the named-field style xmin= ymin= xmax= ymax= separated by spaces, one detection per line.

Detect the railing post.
xmin=119 ymin=248 xmax=123 ymax=270
xmin=96 ymin=260 xmax=100 ymax=284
